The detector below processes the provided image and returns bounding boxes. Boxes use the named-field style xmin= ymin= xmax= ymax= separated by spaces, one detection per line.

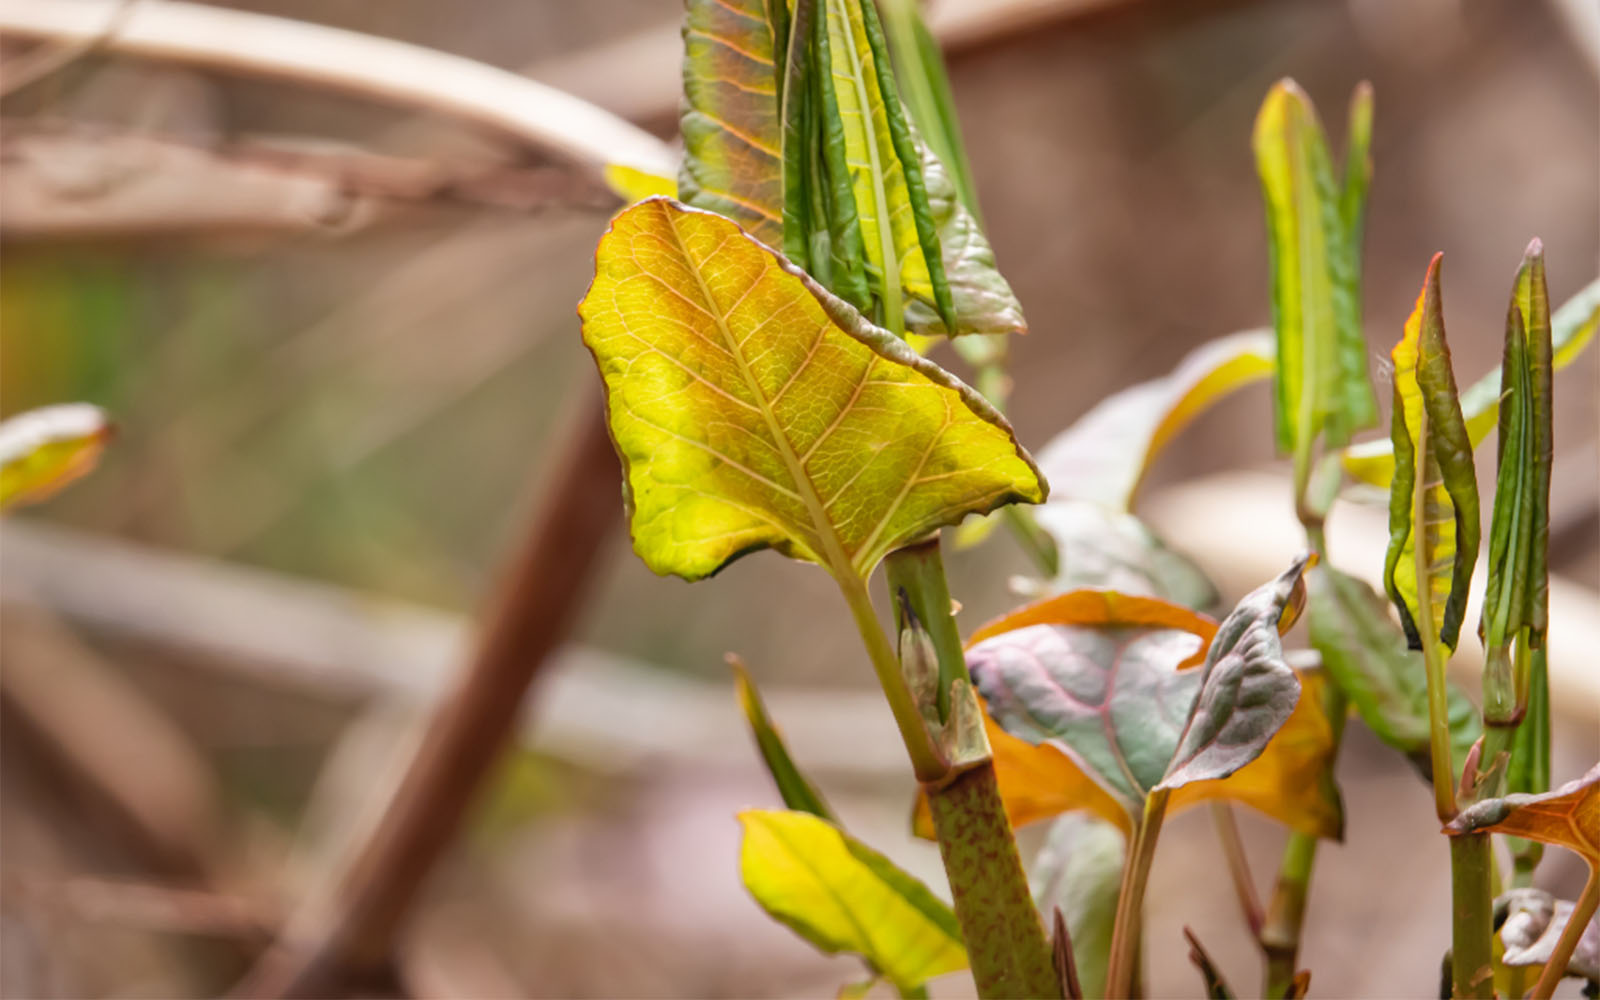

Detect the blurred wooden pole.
xmin=233 ymin=396 xmax=619 ymax=998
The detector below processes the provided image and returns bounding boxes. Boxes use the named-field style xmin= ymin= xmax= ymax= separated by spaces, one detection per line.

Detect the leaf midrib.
xmin=664 ymin=206 xmax=861 ymax=582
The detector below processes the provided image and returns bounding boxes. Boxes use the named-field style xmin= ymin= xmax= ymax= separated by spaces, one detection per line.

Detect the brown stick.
xmin=233 ymin=397 xmax=619 ymax=997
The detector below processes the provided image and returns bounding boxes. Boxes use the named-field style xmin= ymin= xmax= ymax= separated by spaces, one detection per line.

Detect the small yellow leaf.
xmin=0 ymin=404 xmax=113 ymax=510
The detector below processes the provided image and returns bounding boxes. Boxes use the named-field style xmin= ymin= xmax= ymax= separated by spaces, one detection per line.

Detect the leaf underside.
xmin=579 ymin=198 xmax=1044 ymax=582
xmin=1445 ymin=763 xmax=1599 ymax=864
xmin=1030 ymin=812 xmax=1126 ymax=1000
xmin=739 ymin=809 xmax=967 ymax=991
xmin=1497 ymin=889 xmax=1600 ymax=978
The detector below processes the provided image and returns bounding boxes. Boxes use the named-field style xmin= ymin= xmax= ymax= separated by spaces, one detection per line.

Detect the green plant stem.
xmin=1449 ymin=834 xmax=1495 ymax=998
xmin=836 ymin=569 xmax=947 ymax=782
xmin=1261 ymin=831 xmax=1318 ymax=997
xmin=1106 ymin=789 xmax=1170 ymax=1000
xmin=886 ymin=537 xmax=969 ymax=723
xmin=1529 ymin=864 xmax=1599 ymax=1000
xmin=1002 ymin=505 xmax=1060 ymax=578
xmin=925 ymin=762 xmax=1062 ymax=999
xmin=1211 ymin=803 xmax=1264 ymax=936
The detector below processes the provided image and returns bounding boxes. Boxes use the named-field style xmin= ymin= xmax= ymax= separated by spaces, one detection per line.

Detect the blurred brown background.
xmin=1 ymin=0 xmax=1597 ymax=996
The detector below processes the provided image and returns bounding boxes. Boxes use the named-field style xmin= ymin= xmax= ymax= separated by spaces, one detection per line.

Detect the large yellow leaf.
xmin=739 ymin=809 xmax=968 ymax=991
xmin=578 ymin=198 xmax=1044 ymax=582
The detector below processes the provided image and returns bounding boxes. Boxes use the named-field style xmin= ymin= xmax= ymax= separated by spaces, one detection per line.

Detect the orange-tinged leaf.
xmin=1446 ymin=763 xmax=1600 ymax=863
xmin=967 ymin=588 xmax=1217 ymax=652
xmin=914 ymin=677 xmax=1342 ymax=841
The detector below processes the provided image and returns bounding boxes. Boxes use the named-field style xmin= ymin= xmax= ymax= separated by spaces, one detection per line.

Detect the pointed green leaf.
xmin=1382 ymin=254 xmax=1479 ymax=652
xmin=814 ymin=0 xmax=954 ymax=333
xmin=1253 ymin=80 xmax=1376 ymax=457
xmin=1030 ymin=812 xmax=1125 ymax=1000
xmin=0 ymin=403 xmax=113 ymax=510
xmin=1506 ymin=649 xmax=1551 ymax=875
xmin=1036 ymin=330 xmax=1275 ymax=512
xmin=1031 ymin=501 xmax=1218 ymax=610
xmin=1342 ymin=276 xmax=1600 ymax=488
xmin=578 ymin=198 xmax=1045 ymax=582
xmin=679 ymin=0 xmax=786 ymax=246
xmin=731 ymin=656 xmax=837 ymax=821
xmin=878 ymin=0 xmax=981 ymax=221
xmin=1158 ymin=554 xmax=1312 ymax=790
xmin=1307 ymin=564 xmax=1479 ymax=781
xmin=1183 ymin=928 xmax=1238 ymax=999
xmin=738 ymin=809 xmax=968 ymax=991
xmin=1481 ymin=240 xmax=1553 ymax=729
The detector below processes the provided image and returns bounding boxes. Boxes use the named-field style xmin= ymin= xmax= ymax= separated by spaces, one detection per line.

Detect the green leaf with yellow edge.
xmin=1382 ymin=254 xmax=1480 ymax=652
xmin=0 ymin=403 xmax=113 ymax=510
xmin=739 ymin=809 xmax=968 ymax=992
xmin=1481 ymin=240 xmax=1553 ymax=729
xmin=1342 ymin=276 xmax=1600 ymax=488
xmin=730 ymin=654 xmax=836 ymax=821
xmin=814 ymin=0 xmax=954 ymax=333
xmin=1035 ymin=330 xmax=1274 ymax=512
xmin=956 ymin=577 xmax=1342 ymax=840
xmin=1307 ymin=564 xmax=1479 ymax=782
xmin=1030 ymin=812 xmax=1125 ymax=1000
xmin=1445 ymin=763 xmax=1600 ymax=864
xmin=580 ymin=199 xmax=1044 ymax=582
xmin=678 ymin=0 xmax=785 ymax=246
xmin=1253 ymin=80 xmax=1377 ymax=457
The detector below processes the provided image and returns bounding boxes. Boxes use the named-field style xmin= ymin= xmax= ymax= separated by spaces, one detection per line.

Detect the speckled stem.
xmin=925 ymin=762 xmax=1061 ymax=999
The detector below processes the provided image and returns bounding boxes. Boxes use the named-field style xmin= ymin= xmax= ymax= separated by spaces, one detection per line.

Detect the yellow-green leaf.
xmin=731 ymin=655 xmax=836 ymax=821
xmin=578 ymin=198 xmax=1044 ymax=582
xmin=1342 ymin=276 xmax=1600 ymax=488
xmin=1253 ymin=80 xmax=1376 ymax=457
xmin=0 ymin=403 xmax=113 ymax=510
xmin=1382 ymin=254 xmax=1480 ymax=652
xmin=679 ymin=0 xmax=785 ymax=245
xmin=739 ymin=809 xmax=968 ymax=991
xmin=1035 ymin=330 xmax=1274 ymax=512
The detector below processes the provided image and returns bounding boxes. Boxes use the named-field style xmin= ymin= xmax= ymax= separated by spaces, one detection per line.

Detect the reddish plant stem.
xmin=234 ymin=398 xmax=619 ymax=998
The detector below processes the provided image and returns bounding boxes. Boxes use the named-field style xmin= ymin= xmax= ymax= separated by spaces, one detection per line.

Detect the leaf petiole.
xmin=1105 ymin=788 xmax=1171 ymax=999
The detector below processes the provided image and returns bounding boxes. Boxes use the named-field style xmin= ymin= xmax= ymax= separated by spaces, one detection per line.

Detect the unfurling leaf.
xmin=1253 ymin=80 xmax=1377 ymax=458
xmin=1029 ymin=501 xmax=1219 ymax=610
xmin=1342 ymin=276 xmax=1600 ymax=488
xmin=1158 ymin=554 xmax=1312 ymax=791
xmin=1496 ymin=889 xmax=1600 ymax=980
xmin=962 ymin=575 xmax=1341 ymax=839
xmin=1381 ymin=254 xmax=1479 ymax=652
xmin=1480 ymin=240 xmax=1554 ymax=725
xmin=738 ymin=809 xmax=967 ymax=991
xmin=1183 ymin=927 xmax=1238 ymax=999
xmin=678 ymin=0 xmax=785 ymax=245
xmin=1031 ymin=813 xmax=1125 ymax=1000
xmin=579 ymin=198 xmax=1044 ymax=582
xmin=1307 ymin=565 xmax=1479 ymax=780
xmin=0 ymin=403 xmax=113 ymax=510
xmin=731 ymin=656 xmax=836 ymax=821
xmin=1034 ymin=330 xmax=1274 ymax=512
xmin=1445 ymin=763 xmax=1600 ymax=864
